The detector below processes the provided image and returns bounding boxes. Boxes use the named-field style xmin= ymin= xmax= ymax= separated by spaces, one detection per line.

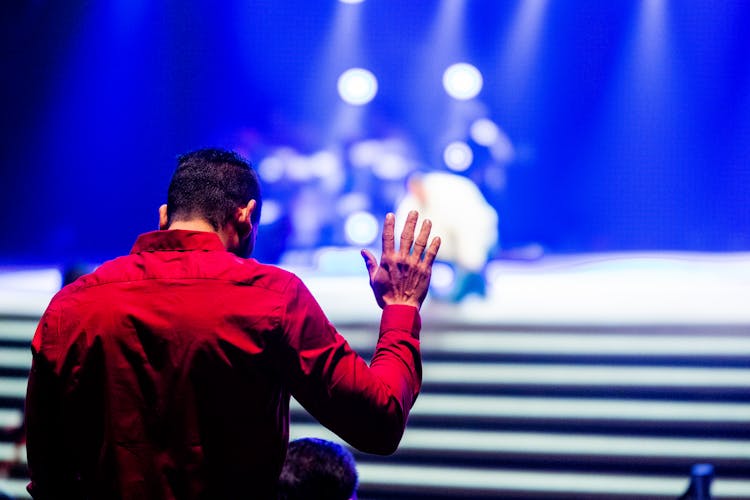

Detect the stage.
xmin=4 ymin=251 xmax=750 ymax=325
xmin=295 ymin=250 xmax=750 ymax=326
xmin=1 ymin=251 xmax=749 ymax=498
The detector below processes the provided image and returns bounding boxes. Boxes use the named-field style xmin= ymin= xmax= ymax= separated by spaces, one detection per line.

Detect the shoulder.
xmin=231 ymin=258 xmax=300 ymax=294
xmin=51 ymin=252 xmax=306 ymax=304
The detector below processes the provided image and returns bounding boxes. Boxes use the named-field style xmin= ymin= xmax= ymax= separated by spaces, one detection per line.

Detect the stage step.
xmin=288 ymin=323 xmax=750 ymax=499
xmin=1 ymin=316 xmax=749 ymax=499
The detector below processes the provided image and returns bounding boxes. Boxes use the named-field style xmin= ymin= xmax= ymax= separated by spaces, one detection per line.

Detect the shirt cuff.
xmin=380 ymin=304 xmax=421 ymax=340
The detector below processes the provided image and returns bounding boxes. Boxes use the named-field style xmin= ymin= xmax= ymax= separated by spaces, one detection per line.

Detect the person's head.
xmin=159 ymin=148 xmax=262 ymax=257
xmin=279 ymin=438 xmax=358 ymax=500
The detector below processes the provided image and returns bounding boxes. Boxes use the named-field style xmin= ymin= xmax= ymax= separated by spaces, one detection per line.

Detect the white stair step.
xmin=341 ymin=328 xmax=750 ymax=357
xmin=356 ymin=463 xmax=750 ymax=499
xmin=291 ymin=395 xmax=750 ymax=423
xmin=424 ymin=362 xmax=750 ymax=388
xmin=291 ymin=423 xmax=750 ymax=461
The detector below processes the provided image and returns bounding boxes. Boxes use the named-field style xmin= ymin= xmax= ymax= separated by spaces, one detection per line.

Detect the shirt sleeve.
xmin=276 ymin=275 xmax=422 ymax=455
xmin=25 ymin=306 xmax=72 ymax=499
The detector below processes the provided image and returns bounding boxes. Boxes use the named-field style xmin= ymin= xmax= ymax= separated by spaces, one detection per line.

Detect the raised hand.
xmin=361 ymin=211 xmax=441 ymax=309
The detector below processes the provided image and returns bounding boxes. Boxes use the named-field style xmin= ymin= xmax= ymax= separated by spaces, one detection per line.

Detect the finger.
xmin=382 ymin=213 xmax=395 ymax=255
xmin=399 ymin=210 xmax=418 ymax=256
xmin=412 ymin=218 xmax=432 ymax=259
xmin=361 ymin=249 xmax=378 ymax=279
xmin=423 ymin=236 xmax=441 ymax=267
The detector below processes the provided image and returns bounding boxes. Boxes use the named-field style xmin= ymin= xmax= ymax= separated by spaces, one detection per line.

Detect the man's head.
xmin=279 ymin=438 xmax=358 ymax=500
xmin=159 ymin=148 xmax=262 ymax=257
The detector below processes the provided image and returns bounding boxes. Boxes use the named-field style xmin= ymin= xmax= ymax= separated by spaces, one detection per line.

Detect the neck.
xmin=168 ymin=219 xmax=231 ymax=249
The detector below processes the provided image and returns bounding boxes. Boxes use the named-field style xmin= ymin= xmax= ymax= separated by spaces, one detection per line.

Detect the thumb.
xmin=361 ymin=249 xmax=377 ymax=278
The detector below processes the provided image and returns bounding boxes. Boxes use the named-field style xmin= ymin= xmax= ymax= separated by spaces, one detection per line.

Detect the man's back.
xmin=28 ymin=230 xmax=301 ymax=498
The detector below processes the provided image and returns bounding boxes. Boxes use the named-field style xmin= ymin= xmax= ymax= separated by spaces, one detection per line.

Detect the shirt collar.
xmin=130 ymin=230 xmax=227 ymax=254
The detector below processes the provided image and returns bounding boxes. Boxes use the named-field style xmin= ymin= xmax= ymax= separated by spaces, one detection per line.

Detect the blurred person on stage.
xmin=25 ymin=148 xmax=440 ymax=499
xmin=396 ymin=171 xmax=498 ymax=302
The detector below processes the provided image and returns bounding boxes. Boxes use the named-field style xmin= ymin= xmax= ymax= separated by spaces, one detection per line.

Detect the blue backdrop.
xmin=1 ymin=1 xmax=749 ymax=264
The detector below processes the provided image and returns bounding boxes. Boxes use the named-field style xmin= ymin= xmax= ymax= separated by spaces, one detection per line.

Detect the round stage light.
xmin=257 ymin=155 xmax=285 ymax=183
xmin=430 ymin=262 xmax=456 ymax=295
xmin=442 ymin=63 xmax=483 ymax=100
xmin=259 ymin=200 xmax=282 ymax=225
xmin=373 ymin=153 xmax=410 ymax=180
xmin=470 ymin=118 xmax=500 ymax=146
xmin=344 ymin=211 xmax=379 ymax=246
xmin=337 ymin=68 xmax=378 ymax=105
xmin=443 ymin=141 xmax=474 ymax=171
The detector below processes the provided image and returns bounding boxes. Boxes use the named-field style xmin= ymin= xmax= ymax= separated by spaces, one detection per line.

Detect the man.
xmin=25 ymin=148 xmax=440 ymax=499
xmin=278 ymin=438 xmax=358 ymax=500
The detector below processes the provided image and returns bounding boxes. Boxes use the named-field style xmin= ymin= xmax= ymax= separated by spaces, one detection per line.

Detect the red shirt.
xmin=25 ymin=230 xmax=422 ymax=500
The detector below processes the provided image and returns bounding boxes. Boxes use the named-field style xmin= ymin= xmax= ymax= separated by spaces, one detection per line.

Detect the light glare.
xmin=431 ymin=262 xmax=456 ymax=294
xmin=470 ymin=119 xmax=500 ymax=146
xmin=259 ymin=200 xmax=282 ymax=226
xmin=257 ymin=156 xmax=285 ymax=183
xmin=443 ymin=141 xmax=474 ymax=171
xmin=344 ymin=211 xmax=379 ymax=246
xmin=337 ymin=68 xmax=378 ymax=105
xmin=443 ymin=63 xmax=483 ymax=100
xmin=372 ymin=153 xmax=410 ymax=180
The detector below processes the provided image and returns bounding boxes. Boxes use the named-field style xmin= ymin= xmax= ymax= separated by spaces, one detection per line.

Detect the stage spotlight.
xmin=337 ymin=193 xmax=369 ymax=216
xmin=339 ymin=0 xmax=365 ymax=3
xmin=337 ymin=68 xmax=378 ymax=105
xmin=373 ymin=153 xmax=410 ymax=180
xmin=430 ymin=262 xmax=456 ymax=295
xmin=442 ymin=63 xmax=483 ymax=100
xmin=470 ymin=118 xmax=500 ymax=146
xmin=344 ymin=211 xmax=379 ymax=246
xmin=309 ymin=150 xmax=340 ymax=178
xmin=349 ymin=140 xmax=381 ymax=168
xmin=259 ymin=200 xmax=282 ymax=225
xmin=443 ymin=141 xmax=474 ymax=171
xmin=258 ymin=155 xmax=285 ymax=183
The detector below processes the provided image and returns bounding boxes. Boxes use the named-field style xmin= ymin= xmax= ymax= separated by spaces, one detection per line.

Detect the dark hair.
xmin=167 ymin=148 xmax=262 ymax=230
xmin=279 ymin=438 xmax=358 ymax=500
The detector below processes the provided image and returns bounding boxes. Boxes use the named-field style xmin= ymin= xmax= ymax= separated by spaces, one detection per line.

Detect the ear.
xmin=158 ymin=204 xmax=169 ymax=230
xmin=236 ymin=200 xmax=257 ymax=227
